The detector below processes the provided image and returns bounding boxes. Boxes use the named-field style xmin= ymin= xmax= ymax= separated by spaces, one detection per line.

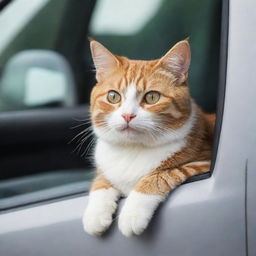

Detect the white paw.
xmin=83 ymin=189 xmax=119 ymax=236
xmin=83 ymin=202 xmax=116 ymax=236
xmin=118 ymin=208 xmax=151 ymax=237
xmin=118 ymin=191 xmax=164 ymax=237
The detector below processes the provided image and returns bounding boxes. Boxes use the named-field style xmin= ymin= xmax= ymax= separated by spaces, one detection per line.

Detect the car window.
xmin=0 ymin=0 xmax=222 ymax=211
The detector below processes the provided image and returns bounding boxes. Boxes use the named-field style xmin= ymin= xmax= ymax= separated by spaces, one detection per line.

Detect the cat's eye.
xmin=107 ymin=90 xmax=121 ymax=104
xmin=144 ymin=91 xmax=160 ymax=104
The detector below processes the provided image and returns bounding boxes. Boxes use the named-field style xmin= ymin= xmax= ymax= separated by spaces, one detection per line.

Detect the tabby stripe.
xmin=187 ymin=165 xmax=209 ymax=172
xmin=156 ymin=70 xmax=175 ymax=79
xmin=136 ymin=74 xmax=143 ymax=87
xmin=135 ymin=66 xmax=143 ymax=85
xmin=124 ymin=72 xmax=128 ymax=86
xmin=97 ymin=100 xmax=115 ymax=112
xmin=93 ymin=91 xmax=108 ymax=102
xmin=164 ymin=172 xmax=176 ymax=190
xmin=178 ymin=167 xmax=192 ymax=178
xmin=172 ymin=99 xmax=184 ymax=113
xmin=141 ymin=78 xmax=147 ymax=91
xmin=160 ymin=93 xmax=174 ymax=99
xmin=117 ymin=78 xmax=122 ymax=90
xmin=147 ymin=102 xmax=170 ymax=112
xmin=170 ymin=168 xmax=187 ymax=184
xmin=183 ymin=161 xmax=210 ymax=174
xmin=181 ymin=166 xmax=198 ymax=175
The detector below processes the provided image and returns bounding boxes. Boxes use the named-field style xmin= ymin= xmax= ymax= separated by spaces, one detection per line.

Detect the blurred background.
xmin=0 ymin=0 xmax=221 ymax=112
xmin=0 ymin=0 xmax=221 ymax=209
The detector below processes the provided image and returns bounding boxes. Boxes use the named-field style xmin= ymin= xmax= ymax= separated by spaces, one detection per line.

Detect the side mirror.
xmin=0 ymin=50 xmax=77 ymax=111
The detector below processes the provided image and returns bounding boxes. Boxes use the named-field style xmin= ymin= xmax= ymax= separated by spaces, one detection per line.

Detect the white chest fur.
xmin=95 ymin=139 xmax=186 ymax=195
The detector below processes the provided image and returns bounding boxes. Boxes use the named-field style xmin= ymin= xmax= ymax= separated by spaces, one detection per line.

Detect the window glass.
xmin=0 ymin=0 xmax=93 ymax=210
xmin=90 ymin=0 xmax=164 ymax=35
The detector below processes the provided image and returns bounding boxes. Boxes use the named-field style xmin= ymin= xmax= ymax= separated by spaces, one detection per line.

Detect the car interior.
xmin=0 ymin=0 xmax=222 ymax=211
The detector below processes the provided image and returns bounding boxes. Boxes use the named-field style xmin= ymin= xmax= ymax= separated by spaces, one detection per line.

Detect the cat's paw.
xmin=83 ymin=203 xmax=116 ymax=236
xmin=82 ymin=189 xmax=119 ymax=236
xmin=118 ymin=191 xmax=164 ymax=237
xmin=118 ymin=208 xmax=151 ymax=237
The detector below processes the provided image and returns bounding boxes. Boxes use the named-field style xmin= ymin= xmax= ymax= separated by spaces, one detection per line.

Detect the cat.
xmin=83 ymin=38 xmax=215 ymax=237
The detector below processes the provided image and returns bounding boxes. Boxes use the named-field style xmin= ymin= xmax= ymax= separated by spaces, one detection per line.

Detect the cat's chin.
xmin=115 ymin=128 xmax=142 ymax=143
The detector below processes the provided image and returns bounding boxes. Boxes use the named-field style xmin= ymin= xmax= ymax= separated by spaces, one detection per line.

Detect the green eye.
xmin=144 ymin=91 xmax=160 ymax=104
xmin=107 ymin=90 xmax=121 ymax=104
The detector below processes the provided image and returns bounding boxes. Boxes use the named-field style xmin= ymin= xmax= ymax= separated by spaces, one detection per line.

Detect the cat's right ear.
xmin=90 ymin=40 xmax=119 ymax=82
xmin=159 ymin=39 xmax=191 ymax=85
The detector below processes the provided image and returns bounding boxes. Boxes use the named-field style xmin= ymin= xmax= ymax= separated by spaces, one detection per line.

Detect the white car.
xmin=0 ymin=0 xmax=255 ymax=255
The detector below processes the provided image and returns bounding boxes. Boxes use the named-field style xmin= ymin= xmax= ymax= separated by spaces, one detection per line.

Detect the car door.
xmin=1 ymin=0 xmax=255 ymax=256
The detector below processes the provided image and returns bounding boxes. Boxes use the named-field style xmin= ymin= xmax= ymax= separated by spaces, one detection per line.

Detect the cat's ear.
xmin=90 ymin=40 xmax=119 ymax=82
xmin=160 ymin=39 xmax=191 ymax=85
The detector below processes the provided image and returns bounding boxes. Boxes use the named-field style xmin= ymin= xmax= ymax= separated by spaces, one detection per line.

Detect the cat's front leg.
xmin=83 ymin=173 xmax=120 ymax=236
xmin=118 ymin=161 xmax=210 ymax=237
xmin=118 ymin=191 xmax=164 ymax=237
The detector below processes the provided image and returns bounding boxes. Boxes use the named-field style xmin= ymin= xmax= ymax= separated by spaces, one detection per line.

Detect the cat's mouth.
xmin=119 ymin=125 xmax=141 ymax=134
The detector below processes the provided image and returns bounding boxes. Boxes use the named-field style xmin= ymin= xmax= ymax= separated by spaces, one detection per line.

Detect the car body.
xmin=0 ymin=0 xmax=256 ymax=255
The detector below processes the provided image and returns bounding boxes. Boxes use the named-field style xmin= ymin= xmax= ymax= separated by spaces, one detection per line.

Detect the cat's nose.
xmin=122 ymin=113 xmax=136 ymax=123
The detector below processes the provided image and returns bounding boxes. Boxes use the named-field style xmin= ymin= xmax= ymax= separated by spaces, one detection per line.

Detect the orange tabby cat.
xmin=83 ymin=39 xmax=215 ymax=237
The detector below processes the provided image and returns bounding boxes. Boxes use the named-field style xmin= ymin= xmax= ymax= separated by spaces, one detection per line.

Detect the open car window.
xmin=0 ymin=0 xmax=223 ymax=212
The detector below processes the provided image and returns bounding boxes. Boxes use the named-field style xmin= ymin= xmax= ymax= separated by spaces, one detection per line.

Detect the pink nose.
xmin=122 ymin=113 xmax=136 ymax=123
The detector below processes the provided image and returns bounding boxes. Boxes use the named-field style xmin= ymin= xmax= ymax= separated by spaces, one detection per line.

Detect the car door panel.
xmin=0 ymin=169 xmax=246 ymax=256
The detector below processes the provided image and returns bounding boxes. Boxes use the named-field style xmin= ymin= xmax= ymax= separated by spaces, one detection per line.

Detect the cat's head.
xmin=89 ymin=39 xmax=195 ymax=147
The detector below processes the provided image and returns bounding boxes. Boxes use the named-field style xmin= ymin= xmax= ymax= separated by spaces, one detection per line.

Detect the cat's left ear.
xmin=90 ymin=40 xmax=119 ymax=82
xmin=159 ymin=39 xmax=191 ymax=85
